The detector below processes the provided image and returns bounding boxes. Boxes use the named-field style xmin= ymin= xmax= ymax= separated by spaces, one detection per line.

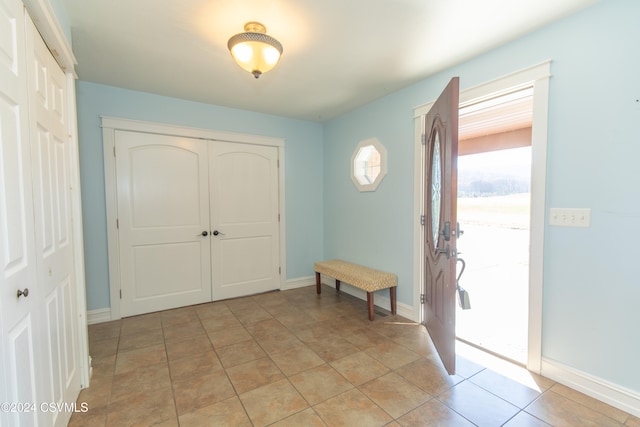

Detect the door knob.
xmin=198 ymin=231 xmax=208 ymax=237
xmin=212 ymin=230 xmax=225 ymax=236
xmin=17 ymin=288 xmax=29 ymax=298
xmin=453 ymin=222 xmax=464 ymax=238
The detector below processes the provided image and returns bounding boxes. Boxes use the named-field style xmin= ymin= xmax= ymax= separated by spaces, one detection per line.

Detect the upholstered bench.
xmin=314 ymin=259 xmax=397 ymax=321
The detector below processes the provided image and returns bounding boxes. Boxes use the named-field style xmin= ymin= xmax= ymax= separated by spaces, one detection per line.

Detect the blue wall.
xmin=323 ymin=0 xmax=640 ymax=393
xmin=323 ymin=94 xmax=418 ymax=306
xmin=48 ymin=0 xmax=71 ymax=43
xmin=75 ymin=82 xmax=324 ymax=312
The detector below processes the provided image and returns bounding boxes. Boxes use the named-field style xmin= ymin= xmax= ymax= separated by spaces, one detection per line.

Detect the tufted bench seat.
xmin=314 ymin=259 xmax=397 ymax=321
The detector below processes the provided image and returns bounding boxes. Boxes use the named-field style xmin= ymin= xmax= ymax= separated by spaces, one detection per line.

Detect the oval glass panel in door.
xmin=431 ymin=131 xmax=442 ymax=248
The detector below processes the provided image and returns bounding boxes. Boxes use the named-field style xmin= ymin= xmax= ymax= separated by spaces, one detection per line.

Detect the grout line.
xmin=84 ymin=287 xmax=634 ymax=426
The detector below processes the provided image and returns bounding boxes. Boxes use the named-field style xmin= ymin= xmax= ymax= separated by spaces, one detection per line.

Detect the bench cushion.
xmin=314 ymin=259 xmax=397 ymax=292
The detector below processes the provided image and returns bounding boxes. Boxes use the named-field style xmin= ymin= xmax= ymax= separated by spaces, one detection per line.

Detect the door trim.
xmin=102 ymin=117 xmax=286 ymax=320
xmin=412 ymin=61 xmax=551 ymax=373
xmin=22 ymin=0 xmax=77 ymax=74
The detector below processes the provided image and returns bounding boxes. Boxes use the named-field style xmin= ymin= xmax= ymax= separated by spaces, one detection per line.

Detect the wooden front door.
xmin=423 ymin=78 xmax=459 ymax=375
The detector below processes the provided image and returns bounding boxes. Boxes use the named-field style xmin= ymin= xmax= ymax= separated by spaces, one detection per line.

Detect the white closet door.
xmin=116 ymin=131 xmax=212 ymax=316
xmin=210 ymin=142 xmax=280 ymax=300
xmin=25 ymin=14 xmax=80 ymax=427
xmin=0 ymin=0 xmax=43 ymax=425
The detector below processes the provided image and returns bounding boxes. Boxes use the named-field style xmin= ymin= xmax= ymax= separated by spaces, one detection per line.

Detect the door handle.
xmin=441 ymin=221 xmax=451 ymax=241
xmin=198 ymin=231 xmax=208 ymax=237
xmin=456 ymin=258 xmax=471 ymax=310
xmin=212 ymin=230 xmax=225 ymax=236
xmin=17 ymin=288 xmax=29 ymax=298
xmin=437 ymin=244 xmax=450 ymax=259
xmin=456 ymin=258 xmax=466 ymax=282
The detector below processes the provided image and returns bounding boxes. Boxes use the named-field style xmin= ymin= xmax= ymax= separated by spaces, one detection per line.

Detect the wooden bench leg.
xmin=367 ymin=292 xmax=374 ymax=321
xmin=315 ymin=272 xmax=321 ymax=294
xmin=390 ymin=286 xmax=397 ymax=316
xmin=335 ymin=279 xmax=341 ymax=293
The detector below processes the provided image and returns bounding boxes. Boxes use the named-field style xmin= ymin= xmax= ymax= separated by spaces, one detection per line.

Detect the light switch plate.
xmin=549 ymin=208 xmax=591 ymax=227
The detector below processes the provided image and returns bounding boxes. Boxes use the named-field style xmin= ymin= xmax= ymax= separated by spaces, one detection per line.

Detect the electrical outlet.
xmin=549 ymin=208 xmax=591 ymax=227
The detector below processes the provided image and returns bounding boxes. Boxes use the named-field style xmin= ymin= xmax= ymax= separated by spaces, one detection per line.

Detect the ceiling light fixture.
xmin=227 ymin=22 xmax=283 ymax=79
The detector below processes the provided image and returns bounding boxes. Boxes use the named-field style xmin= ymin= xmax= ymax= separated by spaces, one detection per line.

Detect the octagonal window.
xmin=351 ymin=138 xmax=387 ymax=192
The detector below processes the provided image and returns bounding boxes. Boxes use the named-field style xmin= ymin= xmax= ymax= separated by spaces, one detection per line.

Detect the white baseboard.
xmin=87 ymin=277 xmax=417 ymax=323
xmin=283 ymin=275 xmax=316 ymax=290
xmin=541 ymin=358 xmax=640 ymax=418
xmin=317 ymin=273 xmax=416 ymax=321
xmin=86 ymin=279 xmax=315 ymax=322
xmin=87 ymin=308 xmax=112 ymax=325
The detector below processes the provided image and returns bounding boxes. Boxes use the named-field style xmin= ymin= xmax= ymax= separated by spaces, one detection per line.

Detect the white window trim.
xmin=412 ymin=60 xmax=551 ymax=374
xmin=351 ymin=137 xmax=387 ymax=192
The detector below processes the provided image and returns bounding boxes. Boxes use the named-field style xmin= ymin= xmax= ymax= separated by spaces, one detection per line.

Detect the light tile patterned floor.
xmin=72 ymin=285 xmax=639 ymax=426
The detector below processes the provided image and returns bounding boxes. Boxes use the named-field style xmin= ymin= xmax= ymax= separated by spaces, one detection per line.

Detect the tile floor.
xmin=72 ymin=285 xmax=640 ymax=426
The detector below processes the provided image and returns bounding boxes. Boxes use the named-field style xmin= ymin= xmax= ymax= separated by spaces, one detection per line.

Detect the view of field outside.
xmin=455 ymin=146 xmax=531 ymax=364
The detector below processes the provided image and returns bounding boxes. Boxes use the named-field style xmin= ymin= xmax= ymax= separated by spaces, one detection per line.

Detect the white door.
xmin=0 ymin=1 xmax=41 ymax=425
xmin=210 ymin=142 xmax=280 ymax=300
xmin=116 ymin=131 xmax=212 ymax=316
xmin=25 ymin=14 xmax=81 ymax=426
xmin=115 ymin=134 xmax=281 ymax=313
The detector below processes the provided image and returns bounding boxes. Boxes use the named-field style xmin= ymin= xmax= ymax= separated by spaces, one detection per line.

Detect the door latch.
xmin=437 ymin=244 xmax=450 ymax=259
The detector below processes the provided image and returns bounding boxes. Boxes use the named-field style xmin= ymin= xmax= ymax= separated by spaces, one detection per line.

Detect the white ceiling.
xmin=60 ymin=0 xmax=598 ymax=122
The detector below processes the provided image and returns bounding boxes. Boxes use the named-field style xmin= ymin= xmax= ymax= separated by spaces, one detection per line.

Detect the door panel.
xmin=128 ymin=146 xmax=203 ymax=228
xmin=7 ymin=316 xmax=39 ymax=426
xmin=132 ymin=242 xmax=204 ymax=297
xmin=44 ymin=289 xmax=63 ymax=411
xmin=423 ymin=77 xmax=459 ymax=375
xmin=210 ymin=142 xmax=280 ymax=300
xmin=60 ymin=279 xmax=77 ymax=384
xmin=219 ymin=236 xmax=273 ymax=284
xmin=116 ymin=131 xmax=212 ymax=316
xmin=0 ymin=1 xmax=42 ymax=425
xmin=31 ymin=129 xmax=72 ymax=259
xmin=26 ymin=13 xmax=80 ymax=425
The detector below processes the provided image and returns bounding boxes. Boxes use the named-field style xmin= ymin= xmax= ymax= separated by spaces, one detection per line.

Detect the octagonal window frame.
xmin=351 ymin=137 xmax=387 ymax=192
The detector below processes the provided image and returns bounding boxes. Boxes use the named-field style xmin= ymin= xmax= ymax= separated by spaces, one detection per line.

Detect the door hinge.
xmin=277 ymin=159 xmax=280 ymax=168
xmin=113 ymin=146 xmax=116 ymax=157
xmin=420 ymin=215 xmax=425 ymax=226
xmin=116 ymin=218 xmax=119 ymax=229
xmin=420 ymin=293 xmax=425 ymax=304
xmin=279 ymin=267 xmax=281 ymax=275
xmin=278 ymin=213 xmax=280 ymax=222
xmin=421 ymin=134 xmax=426 ymax=145
xmin=119 ymin=289 xmax=122 ymax=299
